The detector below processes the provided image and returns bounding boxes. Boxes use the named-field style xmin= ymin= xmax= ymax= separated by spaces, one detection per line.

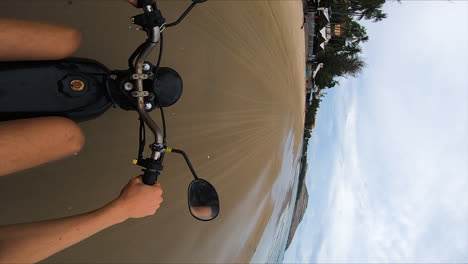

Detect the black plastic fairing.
xmin=0 ymin=58 xmax=113 ymax=121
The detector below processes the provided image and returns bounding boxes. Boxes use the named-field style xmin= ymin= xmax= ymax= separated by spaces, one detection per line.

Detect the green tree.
xmin=342 ymin=19 xmax=369 ymax=44
xmin=333 ymin=0 xmax=387 ymax=22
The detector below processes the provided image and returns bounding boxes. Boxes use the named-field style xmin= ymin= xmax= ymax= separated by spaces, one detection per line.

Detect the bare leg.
xmin=0 ymin=18 xmax=81 ymax=61
xmin=0 ymin=19 xmax=85 ymax=176
xmin=0 ymin=117 xmax=85 ymax=177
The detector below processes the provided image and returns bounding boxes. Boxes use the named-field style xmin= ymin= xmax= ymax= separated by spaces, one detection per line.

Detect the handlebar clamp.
xmin=131 ymin=10 xmax=166 ymax=30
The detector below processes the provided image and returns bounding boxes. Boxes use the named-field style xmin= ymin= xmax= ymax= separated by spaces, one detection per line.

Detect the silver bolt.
xmin=143 ymin=63 xmax=151 ymax=71
xmin=131 ymin=74 xmax=148 ymax=80
xmin=124 ymin=82 xmax=134 ymax=91
xmin=145 ymin=102 xmax=153 ymax=110
xmin=131 ymin=91 xmax=149 ymax=98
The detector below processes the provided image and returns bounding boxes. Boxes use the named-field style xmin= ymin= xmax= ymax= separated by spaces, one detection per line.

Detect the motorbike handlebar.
xmin=131 ymin=0 xmax=207 ymax=184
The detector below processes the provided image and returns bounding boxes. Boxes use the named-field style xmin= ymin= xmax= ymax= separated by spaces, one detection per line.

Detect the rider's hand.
xmin=111 ymin=176 xmax=163 ymax=220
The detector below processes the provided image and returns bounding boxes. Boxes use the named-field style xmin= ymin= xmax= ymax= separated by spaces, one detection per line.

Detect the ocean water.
xmin=251 ymin=131 xmax=303 ymax=263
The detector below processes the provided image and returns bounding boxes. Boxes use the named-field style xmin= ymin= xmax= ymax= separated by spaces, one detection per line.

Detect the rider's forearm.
xmin=0 ymin=200 xmax=127 ymax=264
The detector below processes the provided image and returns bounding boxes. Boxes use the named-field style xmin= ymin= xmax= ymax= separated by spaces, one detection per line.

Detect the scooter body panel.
xmin=0 ymin=58 xmax=113 ymax=121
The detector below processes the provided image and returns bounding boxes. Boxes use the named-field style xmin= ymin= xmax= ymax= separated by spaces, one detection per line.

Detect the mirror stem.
xmin=171 ymin=148 xmax=199 ymax=180
xmin=165 ymin=2 xmax=197 ymax=28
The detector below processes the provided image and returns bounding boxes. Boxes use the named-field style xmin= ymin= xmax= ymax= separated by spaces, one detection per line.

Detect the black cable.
xmin=157 ymin=97 xmax=167 ymax=144
xmin=117 ymin=79 xmax=145 ymax=160
xmin=154 ymin=33 xmax=163 ymax=77
xmin=128 ymin=41 xmax=148 ymax=69
xmin=166 ymin=2 xmax=197 ymax=28
xmin=138 ymin=118 xmax=146 ymax=160
xmin=172 ymin=148 xmax=199 ymax=180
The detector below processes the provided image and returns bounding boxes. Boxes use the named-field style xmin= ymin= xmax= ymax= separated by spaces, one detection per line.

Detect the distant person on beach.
xmin=0 ymin=1 xmax=163 ymax=263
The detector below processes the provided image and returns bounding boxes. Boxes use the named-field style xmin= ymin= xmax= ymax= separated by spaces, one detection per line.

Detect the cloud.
xmin=285 ymin=1 xmax=468 ymax=263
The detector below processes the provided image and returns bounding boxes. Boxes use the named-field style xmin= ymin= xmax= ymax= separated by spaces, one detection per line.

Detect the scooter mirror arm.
xmin=169 ymin=148 xmax=199 ymax=180
xmin=165 ymin=2 xmax=198 ymax=28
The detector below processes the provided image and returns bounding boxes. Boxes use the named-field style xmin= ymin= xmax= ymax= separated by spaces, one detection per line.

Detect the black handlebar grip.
xmin=141 ymin=158 xmax=163 ymax=185
xmin=142 ymin=169 xmax=159 ymax=185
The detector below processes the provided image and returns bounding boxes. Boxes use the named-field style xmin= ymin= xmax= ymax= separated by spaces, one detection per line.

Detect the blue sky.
xmin=284 ymin=1 xmax=468 ymax=263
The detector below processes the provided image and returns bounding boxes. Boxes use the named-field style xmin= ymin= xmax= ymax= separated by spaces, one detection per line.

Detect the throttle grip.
xmin=141 ymin=158 xmax=163 ymax=185
xmin=142 ymin=169 xmax=159 ymax=185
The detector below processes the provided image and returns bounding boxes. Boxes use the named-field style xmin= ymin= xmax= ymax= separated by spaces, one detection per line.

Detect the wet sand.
xmin=0 ymin=0 xmax=305 ymax=262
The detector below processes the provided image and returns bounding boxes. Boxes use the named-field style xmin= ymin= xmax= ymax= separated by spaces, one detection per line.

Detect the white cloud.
xmin=285 ymin=1 xmax=468 ymax=263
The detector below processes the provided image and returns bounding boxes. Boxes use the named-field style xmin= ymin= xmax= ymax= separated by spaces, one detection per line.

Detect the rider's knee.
xmin=55 ymin=28 xmax=82 ymax=59
xmin=54 ymin=117 xmax=85 ymax=154
xmin=68 ymin=120 xmax=84 ymax=154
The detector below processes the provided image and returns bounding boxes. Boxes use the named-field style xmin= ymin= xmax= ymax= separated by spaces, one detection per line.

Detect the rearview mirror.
xmin=188 ymin=179 xmax=219 ymax=221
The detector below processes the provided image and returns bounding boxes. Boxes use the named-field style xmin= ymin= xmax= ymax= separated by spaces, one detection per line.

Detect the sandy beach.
xmin=0 ymin=0 xmax=305 ymax=262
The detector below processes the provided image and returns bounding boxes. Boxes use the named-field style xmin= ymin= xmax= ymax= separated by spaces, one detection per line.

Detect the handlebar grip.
xmin=140 ymin=158 xmax=163 ymax=185
xmin=142 ymin=169 xmax=159 ymax=185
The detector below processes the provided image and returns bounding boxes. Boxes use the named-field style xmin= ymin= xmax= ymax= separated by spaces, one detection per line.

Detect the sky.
xmin=284 ymin=1 xmax=468 ymax=263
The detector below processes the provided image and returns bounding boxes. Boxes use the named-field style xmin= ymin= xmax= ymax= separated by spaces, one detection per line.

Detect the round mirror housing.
xmin=188 ymin=179 xmax=219 ymax=221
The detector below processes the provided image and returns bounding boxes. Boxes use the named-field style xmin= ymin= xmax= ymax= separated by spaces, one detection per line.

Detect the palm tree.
xmin=338 ymin=0 xmax=387 ymax=22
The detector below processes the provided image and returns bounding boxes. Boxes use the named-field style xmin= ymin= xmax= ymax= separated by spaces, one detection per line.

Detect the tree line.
xmin=314 ymin=0 xmax=387 ymax=89
xmin=303 ymin=0 xmax=389 ymax=151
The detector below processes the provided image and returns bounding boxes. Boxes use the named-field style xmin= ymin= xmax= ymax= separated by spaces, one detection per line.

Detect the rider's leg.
xmin=0 ymin=117 xmax=85 ymax=177
xmin=0 ymin=19 xmax=85 ymax=177
xmin=0 ymin=18 xmax=82 ymax=61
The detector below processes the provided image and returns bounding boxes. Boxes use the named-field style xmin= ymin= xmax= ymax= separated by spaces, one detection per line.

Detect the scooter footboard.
xmin=0 ymin=58 xmax=113 ymax=121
